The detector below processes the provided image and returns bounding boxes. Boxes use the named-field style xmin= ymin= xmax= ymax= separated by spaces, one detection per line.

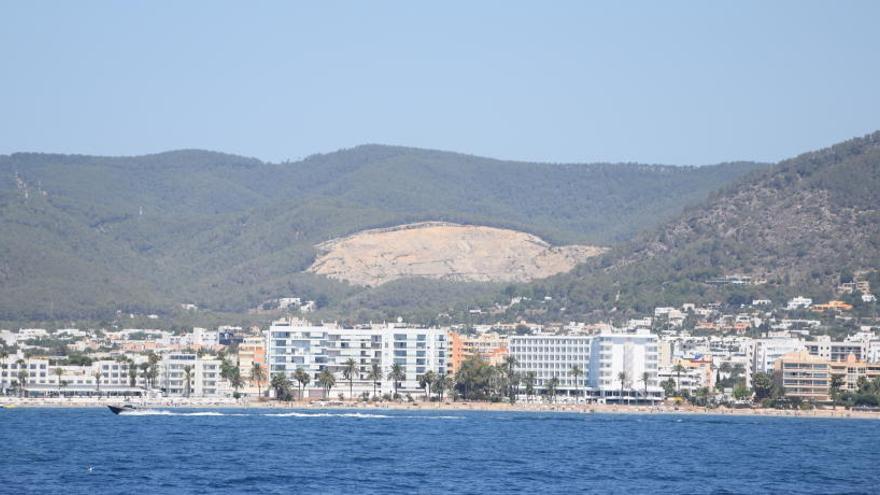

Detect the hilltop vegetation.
xmin=0 ymin=145 xmax=761 ymax=320
xmin=522 ymin=131 xmax=880 ymax=319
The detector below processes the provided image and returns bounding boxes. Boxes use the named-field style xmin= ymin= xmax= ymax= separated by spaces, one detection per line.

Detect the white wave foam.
xmin=120 ymin=409 xmax=175 ymax=416
xmin=118 ymin=410 xmax=462 ymax=419
xmin=265 ymin=411 xmax=463 ymax=420
xmin=264 ymin=412 xmax=392 ymax=418
xmin=120 ymin=410 xmax=233 ymax=417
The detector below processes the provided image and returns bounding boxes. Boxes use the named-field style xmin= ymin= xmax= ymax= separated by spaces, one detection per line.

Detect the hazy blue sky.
xmin=2 ymin=1 xmax=878 ymax=164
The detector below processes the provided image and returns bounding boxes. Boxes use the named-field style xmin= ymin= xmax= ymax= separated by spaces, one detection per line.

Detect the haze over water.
xmin=2 ymin=408 xmax=879 ymax=494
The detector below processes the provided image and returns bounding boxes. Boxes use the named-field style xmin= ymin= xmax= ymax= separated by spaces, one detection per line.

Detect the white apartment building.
xmin=160 ymin=353 xmax=227 ymax=397
xmin=750 ymin=338 xmax=806 ymax=376
xmin=509 ymin=335 xmax=591 ymax=396
xmin=588 ymin=330 xmax=662 ymax=404
xmin=157 ymin=327 xmax=220 ymax=349
xmin=267 ymin=319 xmax=447 ymax=399
xmin=657 ymin=366 xmax=706 ymax=394
xmin=509 ymin=330 xmax=662 ymax=403
xmin=1 ymin=356 xmax=146 ymax=397
xmin=805 ymin=335 xmax=864 ymax=362
xmin=0 ymin=357 xmax=49 ymax=395
xmin=862 ymin=339 xmax=880 ymax=363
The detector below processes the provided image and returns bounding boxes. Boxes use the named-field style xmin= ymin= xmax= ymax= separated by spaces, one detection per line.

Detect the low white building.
xmin=159 ymin=353 xmax=228 ymax=397
xmin=657 ymin=366 xmax=707 ymax=394
xmin=1 ymin=356 xmax=145 ymax=397
xmin=786 ymin=297 xmax=813 ymax=310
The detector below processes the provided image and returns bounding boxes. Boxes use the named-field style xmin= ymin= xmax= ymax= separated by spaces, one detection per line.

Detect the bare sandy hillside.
xmin=307 ymin=222 xmax=607 ymax=286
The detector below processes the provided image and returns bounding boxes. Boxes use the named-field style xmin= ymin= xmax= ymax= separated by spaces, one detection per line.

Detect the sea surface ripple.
xmin=1 ymin=408 xmax=879 ymax=494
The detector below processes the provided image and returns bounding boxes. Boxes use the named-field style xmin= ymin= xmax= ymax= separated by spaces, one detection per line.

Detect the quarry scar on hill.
xmin=307 ymin=222 xmax=607 ymax=286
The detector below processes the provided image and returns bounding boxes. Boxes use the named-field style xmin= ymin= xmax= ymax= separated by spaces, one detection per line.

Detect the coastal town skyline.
xmin=4 ymin=280 xmax=878 ymax=409
xmin=3 ymin=2 xmax=880 ymax=493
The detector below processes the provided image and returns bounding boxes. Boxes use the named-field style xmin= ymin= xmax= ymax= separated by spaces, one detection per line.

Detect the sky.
xmin=1 ymin=1 xmax=879 ymax=165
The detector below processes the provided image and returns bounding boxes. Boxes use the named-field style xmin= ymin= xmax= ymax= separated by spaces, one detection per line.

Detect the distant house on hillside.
xmin=811 ymin=300 xmax=853 ymax=313
xmin=706 ymin=274 xmax=767 ymax=286
xmin=786 ymin=297 xmax=813 ymax=310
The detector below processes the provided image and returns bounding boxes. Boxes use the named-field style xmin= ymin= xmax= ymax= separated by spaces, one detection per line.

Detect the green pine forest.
xmin=0 ymin=145 xmax=764 ymax=323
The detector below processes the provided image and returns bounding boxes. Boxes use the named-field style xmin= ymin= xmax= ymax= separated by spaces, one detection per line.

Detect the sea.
xmin=1 ymin=408 xmax=879 ymax=494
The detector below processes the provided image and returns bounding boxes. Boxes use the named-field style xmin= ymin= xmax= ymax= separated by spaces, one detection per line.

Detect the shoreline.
xmin=2 ymin=397 xmax=878 ymax=420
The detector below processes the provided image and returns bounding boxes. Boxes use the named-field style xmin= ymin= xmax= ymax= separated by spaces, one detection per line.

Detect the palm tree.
xmin=317 ymin=369 xmax=336 ymax=399
xmin=367 ymin=364 xmax=382 ymax=399
xmin=523 ymin=371 xmax=537 ymax=401
xmin=419 ymin=371 xmax=437 ymax=401
xmin=617 ymin=371 xmax=628 ymax=405
xmin=127 ymin=360 xmax=138 ymax=389
xmin=17 ymin=372 xmax=28 ymax=397
xmin=0 ymin=349 xmax=7 ymax=395
xmin=445 ymin=374 xmax=457 ymax=402
xmin=569 ymin=365 xmax=584 ymax=399
xmin=546 ymin=376 xmax=559 ymax=403
xmin=502 ymin=356 xmax=519 ymax=402
xmin=229 ymin=368 xmax=245 ymax=398
xmin=148 ymin=352 xmax=160 ymax=390
xmin=15 ymin=359 xmax=29 ymax=397
xmin=434 ymin=374 xmax=450 ymax=401
xmin=139 ymin=362 xmax=151 ymax=393
xmin=93 ymin=370 xmax=103 ymax=397
xmin=673 ymin=363 xmax=686 ymax=395
xmin=641 ymin=372 xmax=650 ymax=403
xmin=342 ymin=358 xmax=357 ymax=400
xmin=387 ymin=363 xmax=405 ymax=398
xmin=182 ymin=365 xmax=193 ymax=398
xmin=270 ymin=372 xmax=292 ymax=401
xmin=830 ymin=374 xmax=845 ymax=410
xmin=293 ymin=368 xmax=310 ymax=400
xmin=53 ymin=367 xmax=65 ymax=397
xmin=250 ymin=362 xmax=266 ymax=398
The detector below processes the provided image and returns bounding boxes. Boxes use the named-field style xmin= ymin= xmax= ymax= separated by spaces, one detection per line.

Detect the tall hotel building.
xmin=267 ymin=318 xmax=447 ymax=398
xmin=508 ymin=335 xmax=591 ymax=396
xmin=510 ymin=329 xmax=662 ymax=403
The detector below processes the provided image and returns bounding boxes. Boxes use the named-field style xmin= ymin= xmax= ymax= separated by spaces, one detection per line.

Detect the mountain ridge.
xmin=0 ymin=144 xmax=767 ymax=320
xmin=526 ymin=131 xmax=880 ymax=317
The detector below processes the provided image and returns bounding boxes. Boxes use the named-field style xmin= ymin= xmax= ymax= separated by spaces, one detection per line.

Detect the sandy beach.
xmin=3 ymin=396 xmax=878 ymax=420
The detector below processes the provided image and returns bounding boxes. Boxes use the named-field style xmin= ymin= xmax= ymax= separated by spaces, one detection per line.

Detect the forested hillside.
xmin=525 ymin=131 xmax=880 ymax=319
xmin=0 ymin=145 xmax=762 ymax=320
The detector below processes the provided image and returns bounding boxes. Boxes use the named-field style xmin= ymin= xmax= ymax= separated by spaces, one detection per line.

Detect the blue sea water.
xmin=1 ymin=408 xmax=879 ymax=494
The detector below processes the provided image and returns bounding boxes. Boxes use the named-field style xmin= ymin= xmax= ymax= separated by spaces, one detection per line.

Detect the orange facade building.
xmin=447 ymin=332 xmax=508 ymax=375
